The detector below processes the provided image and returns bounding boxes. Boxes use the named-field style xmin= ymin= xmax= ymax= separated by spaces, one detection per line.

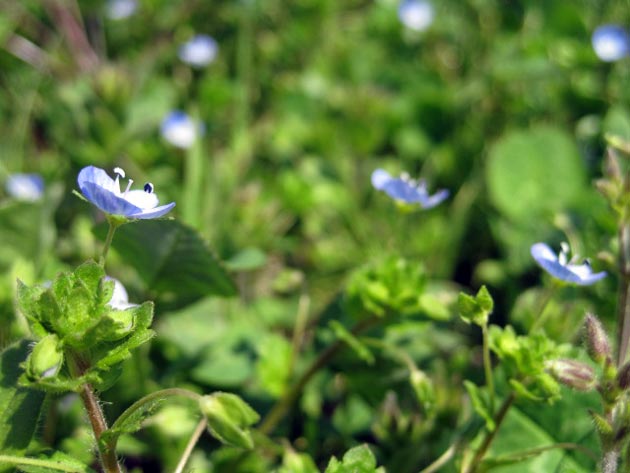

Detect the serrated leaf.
xmin=0 ymin=340 xmax=46 ymax=461
xmin=95 ymin=219 xmax=237 ymax=303
xmin=324 ymin=444 xmax=382 ymax=473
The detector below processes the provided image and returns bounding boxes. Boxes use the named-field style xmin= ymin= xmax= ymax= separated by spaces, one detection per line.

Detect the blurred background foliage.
xmin=0 ymin=0 xmax=627 ymax=471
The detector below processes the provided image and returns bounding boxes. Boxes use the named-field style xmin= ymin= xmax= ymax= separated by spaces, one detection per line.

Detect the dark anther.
xmin=143 ymin=182 xmax=154 ymax=193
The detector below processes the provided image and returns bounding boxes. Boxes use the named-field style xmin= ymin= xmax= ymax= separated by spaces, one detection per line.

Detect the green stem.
xmin=529 ymin=282 xmax=560 ymax=333
xmin=258 ymin=315 xmax=380 ymax=435
xmin=481 ymin=322 xmax=495 ymax=413
xmin=464 ymin=392 xmax=515 ymax=473
xmin=174 ymin=418 xmax=207 ymax=473
xmin=100 ymin=219 xmax=119 ymax=266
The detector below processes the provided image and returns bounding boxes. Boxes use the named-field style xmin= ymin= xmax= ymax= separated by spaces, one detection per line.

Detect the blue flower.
xmin=530 ymin=242 xmax=606 ymax=286
xmin=398 ymin=0 xmax=434 ymax=32
xmin=77 ymin=166 xmax=175 ymax=219
xmin=178 ymin=34 xmax=218 ymax=68
xmin=105 ymin=0 xmax=137 ymax=20
xmin=160 ymin=111 xmax=203 ymax=149
xmin=592 ymin=25 xmax=630 ymax=62
xmin=5 ymin=173 xmax=44 ymax=201
xmin=371 ymin=168 xmax=448 ymax=209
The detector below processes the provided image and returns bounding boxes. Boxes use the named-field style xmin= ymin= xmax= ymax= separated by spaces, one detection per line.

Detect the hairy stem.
xmin=67 ymin=354 xmax=121 ymax=473
xmin=616 ymin=222 xmax=630 ymax=366
xmin=259 ymin=315 xmax=380 ymax=435
xmin=464 ymin=392 xmax=515 ymax=473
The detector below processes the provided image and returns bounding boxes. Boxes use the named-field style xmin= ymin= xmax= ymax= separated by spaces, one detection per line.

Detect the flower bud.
xmin=545 ymin=359 xmax=596 ymax=391
xmin=410 ymin=369 xmax=435 ymax=414
xmin=618 ymin=362 xmax=630 ymax=390
xmin=199 ymin=393 xmax=260 ymax=449
xmin=584 ymin=313 xmax=612 ymax=365
xmin=26 ymin=334 xmax=63 ymax=381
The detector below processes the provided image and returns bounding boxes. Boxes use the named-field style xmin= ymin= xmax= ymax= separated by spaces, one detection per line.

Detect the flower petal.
xmin=78 ymin=166 xmax=119 ymax=194
xmin=128 ymin=202 xmax=176 ymax=219
xmin=80 ymin=181 xmax=144 ymax=216
xmin=371 ymin=169 xmax=393 ymax=190
xmin=421 ymin=189 xmax=449 ymax=209
xmin=124 ymin=189 xmax=159 ymax=209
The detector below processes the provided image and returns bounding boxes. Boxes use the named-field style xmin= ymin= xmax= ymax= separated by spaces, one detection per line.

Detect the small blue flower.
xmin=5 ymin=173 xmax=44 ymax=201
xmin=530 ymin=242 xmax=606 ymax=286
xmin=105 ymin=0 xmax=137 ymax=20
xmin=77 ymin=166 xmax=175 ymax=219
xmin=160 ymin=111 xmax=203 ymax=149
xmin=178 ymin=34 xmax=218 ymax=68
xmin=371 ymin=168 xmax=448 ymax=209
xmin=398 ymin=0 xmax=434 ymax=32
xmin=592 ymin=25 xmax=630 ymax=62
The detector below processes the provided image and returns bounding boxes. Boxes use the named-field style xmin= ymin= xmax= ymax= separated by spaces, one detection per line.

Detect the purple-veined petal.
xmin=78 ymin=166 xmax=119 ymax=194
xmin=421 ymin=189 xmax=449 ymax=209
xmin=592 ymin=25 xmax=630 ymax=62
xmin=531 ymin=242 xmax=606 ymax=285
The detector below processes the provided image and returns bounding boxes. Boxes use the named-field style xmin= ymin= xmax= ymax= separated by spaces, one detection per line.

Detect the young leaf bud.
xmin=584 ymin=313 xmax=612 ymax=365
xmin=545 ymin=359 xmax=596 ymax=391
xmin=410 ymin=369 xmax=435 ymax=414
xmin=199 ymin=392 xmax=260 ymax=449
xmin=26 ymin=334 xmax=63 ymax=381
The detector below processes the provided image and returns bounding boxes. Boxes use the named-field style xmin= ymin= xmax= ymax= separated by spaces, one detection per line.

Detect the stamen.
xmin=124 ymin=179 xmax=134 ymax=196
xmin=143 ymin=182 xmax=154 ymax=193
xmin=113 ymin=167 xmax=126 ymax=178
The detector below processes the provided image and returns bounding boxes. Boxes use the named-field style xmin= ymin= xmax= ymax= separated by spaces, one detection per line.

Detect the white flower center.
xmin=111 ymin=167 xmax=159 ymax=209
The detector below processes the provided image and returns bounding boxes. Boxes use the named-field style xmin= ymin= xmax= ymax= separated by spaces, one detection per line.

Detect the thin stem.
xmin=481 ymin=322 xmax=495 ymax=413
xmin=0 ymin=454 xmax=86 ymax=472
xmin=616 ymin=222 xmax=630 ymax=366
xmin=463 ymin=392 xmax=515 ymax=473
xmin=174 ymin=418 xmax=207 ymax=473
xmin=100 ymin=220 xmax=119 ymax=266
xmin=529 ymin=282 xmax=560 ymax=333
xmin=258 ymin=315 xmax=380 ymax=435
xmin=602 ymin=449 xmax=619 ymax=473
xmin=419 ymin=444 xmax=457 ymax=473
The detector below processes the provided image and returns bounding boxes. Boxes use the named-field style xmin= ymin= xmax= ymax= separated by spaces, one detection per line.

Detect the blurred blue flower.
xmin=178 ymin=34 xmax=218 ymax=68
xmin=398 ymin=0 xmax=434 ymax=32
xmin=5 ymin=173 xmax=44 ymax=201
xmin=371 ymin=168 xmax=448 ymax=209
xmin=592 ymin=25 xmax=630 ymax=62
xmin=105 ymin=0 xmax=137 ymax=20
xmin=160 ymin=111 xmax=203 ymax=149
xmin=530 ymin=242 xmax=606 ymax=285
xmin=77 ymin=166 xmax=175 ymax=219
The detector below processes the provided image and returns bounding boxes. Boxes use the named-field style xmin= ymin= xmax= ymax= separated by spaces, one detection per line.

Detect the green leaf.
xmin=324 ymin=444 xmax=383 ymax=473
xmin=0 ymin=340 xmax=46 ymax=461
xmin=224 ymin=247 xmax=267 ymax=271
xmin=329 ymin=320 xmax=375 ymax=365
xmin=458 ymin=286 xmax=494 ymax=326
xmin=255 ymin=333 xmax=292 ymax=398
xmin=463 ymin=380 xmax=495 ymax=431
xmin=277 ymin=450 xmax=319 ymax=473
xmin=486 ymin=126 xmax=586 ymax=221
xmin=0 ymin=450 xmax=95 ymax=472
xmin=95 ymin=219 xmax=237 ymax=303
